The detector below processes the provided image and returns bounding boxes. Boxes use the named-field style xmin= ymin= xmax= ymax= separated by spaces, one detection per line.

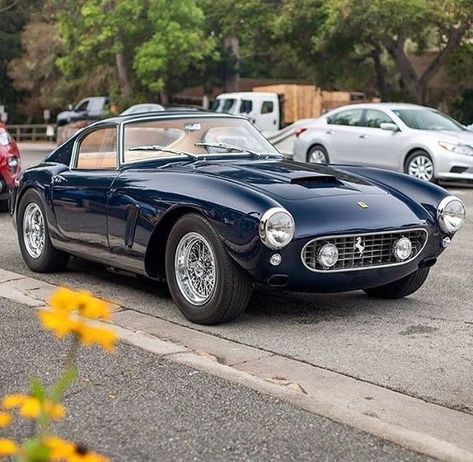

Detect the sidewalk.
xmin=0 ymin=297 xmax=431 ymax=462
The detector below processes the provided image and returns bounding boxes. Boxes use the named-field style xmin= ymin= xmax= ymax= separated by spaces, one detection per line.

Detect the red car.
xmin=0 ymin=123 xmax=21 ymax=212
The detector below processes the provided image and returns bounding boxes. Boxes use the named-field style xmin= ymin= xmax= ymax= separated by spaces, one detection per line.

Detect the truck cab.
xmin=212 ymin=92 xmax=280 ymax=133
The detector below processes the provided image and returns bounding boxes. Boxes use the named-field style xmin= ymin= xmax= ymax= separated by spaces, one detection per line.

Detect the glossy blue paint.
xmin=12 ymin=113 xmax=456 ymax=292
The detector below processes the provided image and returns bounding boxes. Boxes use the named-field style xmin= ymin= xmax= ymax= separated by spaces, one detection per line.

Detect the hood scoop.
xmin=290 ymin=173 xmax=339 ymax=187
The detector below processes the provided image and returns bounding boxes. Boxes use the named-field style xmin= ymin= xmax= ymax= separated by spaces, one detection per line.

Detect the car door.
xmin=52 ymin=125 xmax=119 ymax=250
xmin=325 ymin=108 xmax=364 ymax=163
xmin=257 ymin=97 xmax=279 ymax=132
xmin=355 ymin=109 xmax=402 ymax=170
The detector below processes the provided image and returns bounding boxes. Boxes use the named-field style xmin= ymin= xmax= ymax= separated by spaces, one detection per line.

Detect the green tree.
xmin=133 ymin=0 xmax=216 ymax=103
xmin=280 ymin=0 xmax=473 ymax=103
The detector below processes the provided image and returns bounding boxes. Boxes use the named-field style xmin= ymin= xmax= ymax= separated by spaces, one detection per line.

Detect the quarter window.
xmin=327 ymin=109 xmax=363 ymax=126
xmin=75 ymin=127 xmax=117 ymax=170
xmin=261 ymin=101 xmax=274 ymax=114
xmin=363 ymin=109 xmax=394 ymax=128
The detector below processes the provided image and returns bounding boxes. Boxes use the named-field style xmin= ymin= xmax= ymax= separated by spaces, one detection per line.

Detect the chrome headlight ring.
xmin=437 ymin=196 xmax=466 ymax=234
xmin=259 ymin=207 xmax=295 ymax=250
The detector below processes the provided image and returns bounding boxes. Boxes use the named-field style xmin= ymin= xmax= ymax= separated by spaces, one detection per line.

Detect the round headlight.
xmin=437 ymin=196 xmax=466 ymax=234
xmin=393 ymin=237 xmax=412 ymax=261
xmin=259 ymin=207 xmax=295 ymax=250
xmin=318 ymin=243 xmax=339 ymax=268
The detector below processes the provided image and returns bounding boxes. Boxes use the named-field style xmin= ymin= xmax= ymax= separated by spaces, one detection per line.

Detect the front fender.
xmin=336 ymin=165 xmax=451 ymax=222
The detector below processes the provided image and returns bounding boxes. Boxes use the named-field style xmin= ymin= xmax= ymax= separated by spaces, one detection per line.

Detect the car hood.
xmin=189 ymin=159 xmax=428 ymax=236
xmin=422 ymin=129 xmax=473 ymax=144
xmin=191 ymin=159 xmax=387 ymax=201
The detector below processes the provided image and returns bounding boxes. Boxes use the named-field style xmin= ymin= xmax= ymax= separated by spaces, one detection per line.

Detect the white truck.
xmin=212 ymin=92 xmax=281 ymax=133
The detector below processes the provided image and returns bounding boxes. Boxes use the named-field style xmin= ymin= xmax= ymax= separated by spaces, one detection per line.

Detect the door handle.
xmin=53 ymin=174 xmax=68 ymax=184
xmin=326 ymin=130 xmax=334 ymax=135
xmin=359 ymin=134 xmax=367 ymax=139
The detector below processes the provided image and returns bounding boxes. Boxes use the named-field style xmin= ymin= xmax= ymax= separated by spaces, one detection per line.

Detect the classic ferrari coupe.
xmin=12 ymin=112 xmax=465 ymax=324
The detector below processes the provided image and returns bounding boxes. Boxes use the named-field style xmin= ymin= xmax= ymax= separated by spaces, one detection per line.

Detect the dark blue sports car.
xmin=12 ymin=112 xmax=465 ymax=324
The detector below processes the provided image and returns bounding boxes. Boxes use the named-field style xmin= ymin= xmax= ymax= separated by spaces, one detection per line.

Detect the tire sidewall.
xmin=18 ymin=189 xmax=53 ymax=271
xmin=307 ymin=144 xmax=329 ymax=164
xmin=165 ymin=214 xmax=230 ymax=323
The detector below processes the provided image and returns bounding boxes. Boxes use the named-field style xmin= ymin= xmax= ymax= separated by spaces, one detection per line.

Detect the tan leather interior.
xmin=76 ymin=151 xmax=117 ymax=170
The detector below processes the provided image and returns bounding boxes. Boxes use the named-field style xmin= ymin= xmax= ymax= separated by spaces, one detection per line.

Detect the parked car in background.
xmin=293 ymin=103 xmax=473 ymax=182
xmin=121 ymin=103 xmax=165 ymax=115
xmin=57 ymin=96 xmax=110 ymax=126
xmin=0 ymin=122 xmax=21 ymax=212
xmin=12 ymin=113 xmax=465 ymax=324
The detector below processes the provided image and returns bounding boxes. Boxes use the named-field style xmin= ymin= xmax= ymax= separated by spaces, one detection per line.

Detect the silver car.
xmin=293 ymin=103 xmax=473 ymax=182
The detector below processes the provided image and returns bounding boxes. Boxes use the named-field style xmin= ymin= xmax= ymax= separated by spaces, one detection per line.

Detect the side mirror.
xmin=380 ymin=122 xmax=399 ymax=132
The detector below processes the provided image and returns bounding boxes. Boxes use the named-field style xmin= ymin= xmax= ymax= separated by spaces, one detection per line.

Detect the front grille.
xmin=302 ymin=229 xmax=428 ymax=272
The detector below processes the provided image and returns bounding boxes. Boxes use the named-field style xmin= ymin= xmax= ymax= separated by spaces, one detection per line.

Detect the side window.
xmin=327 ymin=109 xmax=363 ymax=126
xmin=363 ymin=109 xmax=394 ymax=128
xmin=75 ymin=127 xmax=117 ymax=170
xmin=261 ymin=101 xmax=274 ymax=114
xmin=75 ymin=100 xmax=89 ymax=112
xmin=240 ymin=99 xmax=253 ymax=114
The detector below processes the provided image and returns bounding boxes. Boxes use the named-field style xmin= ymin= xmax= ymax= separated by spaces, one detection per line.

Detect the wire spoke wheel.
xmin=175 ymin=232 xmax=217 ymax=306
xmin=408 ymin=155 xmax=434 ymax=181
xmin=23 ymin=203 xmax=45 ymax=259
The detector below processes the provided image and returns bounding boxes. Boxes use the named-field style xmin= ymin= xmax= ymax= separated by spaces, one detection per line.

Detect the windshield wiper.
xmin=195 ymin=142 xmax=267 ymax=159
xmin=128 ymin=145 xmax=199 ymax=161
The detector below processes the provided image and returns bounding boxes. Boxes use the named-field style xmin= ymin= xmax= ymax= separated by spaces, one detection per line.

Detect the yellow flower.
xmin=0 ymin=439 xmax=17 ymax=456
xmin=44 ymin=436 xmax=76 ymax=460
xmin=77 ymin=325 xmax=117 ymax=352
xmin=79 ymin=298 xmax=111 ymax=321
xmin=19 ymin=397 xmax=41 ymax=420
xmin=44 ymin=401 xmax=66 ymax=421
xmin=37 ymin=309 xmax=77 ymax=339
xmin=0 ymin=413 xmax=11 ymax=428
xmin=2 ymin=394 xmax=28 ymax=409
xmin=50 ymin=287 xmax=77 ymax=312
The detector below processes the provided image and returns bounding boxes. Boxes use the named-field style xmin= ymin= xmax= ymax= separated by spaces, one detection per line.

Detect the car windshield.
xmin=123 ymin=116 xmax=280 ymax=164
xmin=392 ymin=109 xmax=465 ymax=131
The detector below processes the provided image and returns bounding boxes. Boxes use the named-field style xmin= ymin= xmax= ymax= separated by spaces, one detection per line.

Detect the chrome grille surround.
xmin=302 ymin=228 xmax=428 ymax=272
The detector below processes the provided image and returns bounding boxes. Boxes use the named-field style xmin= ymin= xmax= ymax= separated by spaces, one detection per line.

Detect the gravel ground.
xmin=0 ymin=297 xmax=433 ymax=462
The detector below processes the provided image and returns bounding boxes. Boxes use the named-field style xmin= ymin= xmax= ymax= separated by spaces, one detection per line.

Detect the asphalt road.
xmin=4 ymin=146 xmax=473 ymax=418
xmin=0 ymin=298 xmax=432 ymax=461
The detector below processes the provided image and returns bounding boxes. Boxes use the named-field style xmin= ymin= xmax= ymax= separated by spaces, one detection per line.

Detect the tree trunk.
xmin=115 ymin=52 xmax=132 ymax=99
xmin=159 ymin=89 xmax=169 ymax=106
xmin=383 ymin=35 xmax=423 ymax=103
xmin=383 ymin=20 xmax=471 ymax=105
xmin=223 ymin=36 xmax=240 ymax=92
xmin=370 ymin=46 xmax=389 ymax=100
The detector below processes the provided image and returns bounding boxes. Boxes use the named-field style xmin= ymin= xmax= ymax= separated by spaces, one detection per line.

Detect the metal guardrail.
xmin=7 ymin=124 xmax=55 ymax=142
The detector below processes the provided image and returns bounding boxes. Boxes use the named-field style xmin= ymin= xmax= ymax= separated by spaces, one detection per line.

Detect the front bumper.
xmin=244 ymin=226 xmax=446 ymax=292
xmin=434 ymin=150 xmax=473 ymax=181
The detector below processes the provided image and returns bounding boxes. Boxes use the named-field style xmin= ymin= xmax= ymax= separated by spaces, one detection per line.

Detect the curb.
xmin=1 ymin=268 xmax=473 ymax=462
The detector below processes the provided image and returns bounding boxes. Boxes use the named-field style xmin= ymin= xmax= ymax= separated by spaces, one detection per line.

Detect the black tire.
xmin=404 ymin=150 xmax=436 ymax=183
xmin=165 ymin=213 xmax=252 ymax=325
xmin=307 ymin=144 xmax=329 ymax=164
xmin=0 ymin=199 xmax=8 ymax=213
xmin=363 ymin=268 xmax=430 ymax=299
xmin=17 ymin=189 xmax=69 ymax=272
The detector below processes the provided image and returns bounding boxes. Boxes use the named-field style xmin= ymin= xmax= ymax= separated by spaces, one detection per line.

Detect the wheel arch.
xmin=144 ymin=205 xmax=204 ymax=279
xmin=403 ymin=147 xmax=434 ymax=171
xmin=306 ymin=142 xmax=328 ymax=162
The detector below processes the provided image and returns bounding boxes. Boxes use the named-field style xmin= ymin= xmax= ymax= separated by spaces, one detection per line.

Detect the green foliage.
xmin=134 ymin=0 xmax=216 ymax=94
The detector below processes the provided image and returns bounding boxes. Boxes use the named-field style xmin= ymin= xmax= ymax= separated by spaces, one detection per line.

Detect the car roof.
xmin=325 ymin=102 xmax=433 ymax=114
xmin=86 ymin=111 xmax=244 ymax=126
